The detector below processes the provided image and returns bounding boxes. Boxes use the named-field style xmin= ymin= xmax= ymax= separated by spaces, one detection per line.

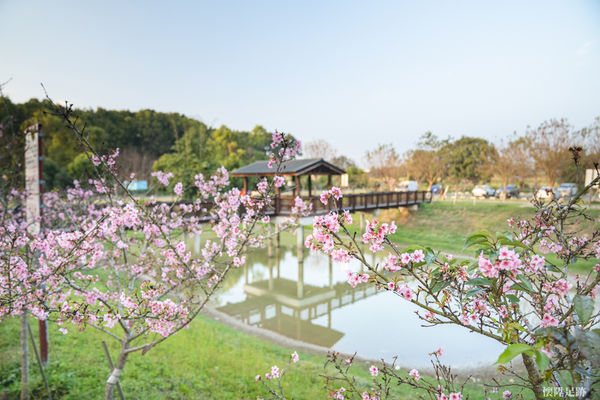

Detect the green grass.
xmin=0 ymin=315 xmax=530 ymax=399
xmin=341 ymin=200 xmax=599 ymax=273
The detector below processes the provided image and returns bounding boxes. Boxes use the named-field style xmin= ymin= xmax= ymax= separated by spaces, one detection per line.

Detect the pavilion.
xmin=231 ymin=158 xmax=345 ymax=197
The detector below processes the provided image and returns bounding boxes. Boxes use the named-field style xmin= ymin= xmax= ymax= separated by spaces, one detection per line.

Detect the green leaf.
xmin=466 ymin=278 xmax=492 ymax=287
xmin=465 ymin=287 xmax=485 ymax=298
xmin=506 ymin=294 xmax=520 ymax=305
xmin=431 ymin=281 xmax=451 ymax=294
xmin=534 ymin=350 xmax=550 ymax=372
xmin=573 ymin=328 xmax=600 ymax=368
xmin=546 ymin=264 xmax=561 ymax=273
xmin=425 ymin=248 xmax=436 ymax=266
xmin=495 ymin=343 xmax=534 ymax=365
xmin=463 ymin=233 xmax=490 ymax=250
xmin=517 ymin=274 xmax=533 ymax=292
xmin=573 ymin=295 xmax=595 ymax=325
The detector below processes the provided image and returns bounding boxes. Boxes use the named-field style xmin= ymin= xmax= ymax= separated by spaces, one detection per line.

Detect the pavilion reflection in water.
xmin=217 ymin=238 xmax=378 ymax=348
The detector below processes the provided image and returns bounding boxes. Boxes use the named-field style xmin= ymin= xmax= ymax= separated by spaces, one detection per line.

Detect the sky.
xmin=1 ymin=1 xmax=599 ymax=165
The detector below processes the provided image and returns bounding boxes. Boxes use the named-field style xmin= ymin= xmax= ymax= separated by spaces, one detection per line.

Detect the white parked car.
xmin=557 ymin=183 xmax=578 ymax=198
xmin=395 ymin=180 xmax=418 ymax=192
xmin=535 ymin=187 xmax=560 ymax=201
xmin=472 ymin=185 xmax=495 ymax=198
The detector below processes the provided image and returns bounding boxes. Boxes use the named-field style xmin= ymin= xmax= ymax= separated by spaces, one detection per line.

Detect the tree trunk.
xmin=20 ymin=312 xmax=29 ymax=400
xmin=522 ymin=353 xmax=544 ymax=400
xmin=105 ymin=339 xmax=129 ymax=400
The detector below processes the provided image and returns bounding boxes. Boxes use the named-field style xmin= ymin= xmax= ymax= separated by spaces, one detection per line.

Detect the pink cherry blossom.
xmin=369 ymin=365 xmax=378 ymax=376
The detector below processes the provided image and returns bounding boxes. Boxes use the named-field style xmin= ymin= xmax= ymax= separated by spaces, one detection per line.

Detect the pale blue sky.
xmin=1 ymin=1 xmax=599 ymax=164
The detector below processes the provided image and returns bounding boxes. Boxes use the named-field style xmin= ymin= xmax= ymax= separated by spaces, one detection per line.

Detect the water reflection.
xmin=203 ymin=231 xmax=504 ymax=368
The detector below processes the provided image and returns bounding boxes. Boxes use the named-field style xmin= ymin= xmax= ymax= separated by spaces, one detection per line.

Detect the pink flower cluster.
xmin=267 ymin=130 xmax=301 ymax=168
xmin=320 ymin=187 xmax=343 ymax=205
xmin=478 ymin=247 xmax=526 ymax=278
xmin=347 ymin=272 xmax=370 ymax=288
xmin=152 ymin=171 xmax=174 ymax=186
xmin=305 ymin=210 xmax=352 ymax=265
xmin=361 ymin=219 xmax=397 ymax=252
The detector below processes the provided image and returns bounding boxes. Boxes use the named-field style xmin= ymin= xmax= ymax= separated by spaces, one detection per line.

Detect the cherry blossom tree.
xmin=1 ymin=98 xmax=308 ymax=399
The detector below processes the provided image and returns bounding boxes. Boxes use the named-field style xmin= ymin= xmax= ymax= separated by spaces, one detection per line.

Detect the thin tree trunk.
xmin=105 ymin=339 xmax=129 ymax=400
xmin=522 ymin=353 xmax=543 ymax=400
xmin=20 ymin=312 xmax=29 ymax=400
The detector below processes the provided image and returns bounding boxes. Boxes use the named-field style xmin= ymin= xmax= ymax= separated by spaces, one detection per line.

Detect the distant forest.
xmin=0 ymin=97 xmax=275 ymax=190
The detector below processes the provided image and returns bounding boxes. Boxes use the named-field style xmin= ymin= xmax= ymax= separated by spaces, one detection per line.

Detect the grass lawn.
xmin=0 ymin=314 xmax=531 ymax=399
xmin=340 ymin=200 xmax=599 ymax=274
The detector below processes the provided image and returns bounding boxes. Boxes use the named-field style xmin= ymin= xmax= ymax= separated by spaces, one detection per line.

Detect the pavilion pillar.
xmin=242 ymin=177 xmax=248 ymax=195
xmin=308 ymin=175 xmax=312 ymax=198
xmin=296 ymin=175 xmax=302 ymax=198
xmin=327 ymin=174 xmax=332 ymax=189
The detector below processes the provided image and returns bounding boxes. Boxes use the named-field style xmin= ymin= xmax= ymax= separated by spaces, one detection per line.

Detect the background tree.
xmin=493 ymin=135 xmax=531 ymax=198
xmin=582 ymin=116 xmax=600 ymax=170
xmin=330 ymin=155 xmax=356 ymax=169
xmin=302 ymin=139 xmax=337 ymax=160
xmin=524 ymin=118 xmax=584 ymax=187
xmin=365 ymin=143 xmax=402 ymax=190
xmin=405 ymin=132 xmax=448 ymax=190
xmin=442 ymin=136 xmax=497 ymax=185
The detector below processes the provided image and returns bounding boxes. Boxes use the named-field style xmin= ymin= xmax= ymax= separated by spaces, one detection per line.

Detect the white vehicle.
xmin=535 ymin=187 xmax=560 ymax=201
xmin=472 ymin=185 xmax=495 ymax=198
xmin=557 ymin=183 xmax=577 ymax=198
xmin=395 ymin=180 xmax=418 ymax=192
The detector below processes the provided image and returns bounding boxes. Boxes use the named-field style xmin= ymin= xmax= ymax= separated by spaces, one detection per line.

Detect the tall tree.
xmin=524 ymin=118 xmax=584 ymax=187
xmin=405 ymin=132 xmax=448 ymax=189
xmin=493 ymin=135 xmax=530 ymax=199
xmin=303 ymin=139 xmax=337 ymax=160
xmin=365 ymin=143 xmax=402 ymax=190
xmin=582 ymin=117 xmax=600 ymax=170
xmin=331 ymin=155 xmax=356 ymax=169
xmin=442 ymin=136 xmax=497 ymax=184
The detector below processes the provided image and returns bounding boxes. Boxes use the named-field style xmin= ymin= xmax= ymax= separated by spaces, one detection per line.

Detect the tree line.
xmin=2 ymin=96 xmax=598 ymax=194
xmin=0 ymin=97 xmax=274 ymax=190
xmin=304 ymin=117 xmax=600 ymax=192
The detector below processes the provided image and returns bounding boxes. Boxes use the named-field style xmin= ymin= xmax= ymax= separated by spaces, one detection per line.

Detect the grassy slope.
xmin=349 ymin=200 xmax=599 ymax=273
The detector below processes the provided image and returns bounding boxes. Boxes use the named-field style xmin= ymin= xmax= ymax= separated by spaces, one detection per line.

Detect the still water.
xmin=207 ymin=232 xmax=504 ymax=368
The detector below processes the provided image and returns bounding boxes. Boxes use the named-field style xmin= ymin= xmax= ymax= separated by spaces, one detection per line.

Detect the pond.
xmin=203 ymin=231 xmax=504 ymax=369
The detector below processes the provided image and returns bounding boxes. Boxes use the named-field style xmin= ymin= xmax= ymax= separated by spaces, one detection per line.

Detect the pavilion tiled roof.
xmin=231 ymin=158 xmax=345 ymax=177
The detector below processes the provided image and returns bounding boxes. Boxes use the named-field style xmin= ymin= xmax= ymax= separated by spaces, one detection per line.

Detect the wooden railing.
xmin=273 ymin=190 xmax=432 ymax=216
xmin=163 ymin=190 xmax=431 ymax=220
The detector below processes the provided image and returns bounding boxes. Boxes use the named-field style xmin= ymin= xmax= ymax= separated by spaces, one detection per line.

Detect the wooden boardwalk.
xmin=271 ymin=190 xmax=432 ymax=216
xmin=163 ymin=190 xmax=431 ymax=221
